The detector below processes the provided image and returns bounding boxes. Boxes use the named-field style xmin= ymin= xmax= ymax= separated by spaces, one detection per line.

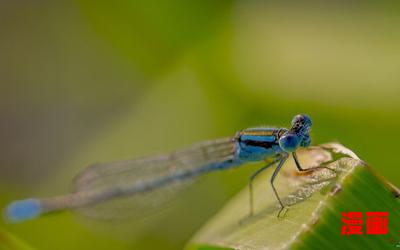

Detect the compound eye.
xmin=291 ymin=114 xmax=312 ymax=127
xmin=291 ymin=115 xmax=302 ymax=126
xmin=279 ymin=133 xmax=300 ymax=152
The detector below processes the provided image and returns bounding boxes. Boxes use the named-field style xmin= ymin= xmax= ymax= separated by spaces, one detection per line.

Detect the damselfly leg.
xmin=270 ymin=154 xmax=289 ymax=218
xmin=247 ymin=153 xmax=289 ymax=218
xmin=293 ymin=151 xmax=335 ymax=173
xmin=248 ymin=157 xmax=281 ymax=217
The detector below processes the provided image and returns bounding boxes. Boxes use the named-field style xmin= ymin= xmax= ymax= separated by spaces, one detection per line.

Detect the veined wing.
xmin=68 ymin=136 xmax=237 ymax=220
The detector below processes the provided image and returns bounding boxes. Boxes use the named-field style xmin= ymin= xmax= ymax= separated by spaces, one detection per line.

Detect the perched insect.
xmin=5 ymin=114 xmax=313 ymax=222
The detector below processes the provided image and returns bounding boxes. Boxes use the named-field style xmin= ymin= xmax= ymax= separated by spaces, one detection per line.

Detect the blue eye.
xmin=279 ymin=134 xmax=300 ymax=152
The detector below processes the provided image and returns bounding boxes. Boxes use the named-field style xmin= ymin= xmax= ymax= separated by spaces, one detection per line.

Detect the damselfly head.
xmin=286 ymin=114 xmax=312 ymax=149
xmin=291 ymin=114 xmax=312 ymax=132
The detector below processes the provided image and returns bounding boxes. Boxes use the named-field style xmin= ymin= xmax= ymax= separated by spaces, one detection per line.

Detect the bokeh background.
xmin=1 ymin=1 xmax=399 ymax=249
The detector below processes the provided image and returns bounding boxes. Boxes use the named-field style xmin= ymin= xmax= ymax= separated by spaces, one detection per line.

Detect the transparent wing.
xmin=71 ymin=137 xmax=237 ymax=220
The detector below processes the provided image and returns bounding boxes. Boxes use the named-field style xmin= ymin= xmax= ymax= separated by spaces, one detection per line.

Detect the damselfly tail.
xmin=5 ymin=199 xmax=42 ymax=222
xmin=4 ymin=137 xmax=237 ymax=222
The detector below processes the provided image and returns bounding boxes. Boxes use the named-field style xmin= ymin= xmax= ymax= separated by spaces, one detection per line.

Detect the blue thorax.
xmin=236 ymin=114 xmax=312 ymax=161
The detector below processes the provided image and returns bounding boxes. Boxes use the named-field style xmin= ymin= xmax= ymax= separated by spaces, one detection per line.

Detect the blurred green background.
xmin=1 ymin=1 xmax=399 ymax=249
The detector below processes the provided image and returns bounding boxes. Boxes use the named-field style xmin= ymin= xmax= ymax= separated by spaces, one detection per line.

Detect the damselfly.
xmin=5 ymin=114 xmax=313 ymax=222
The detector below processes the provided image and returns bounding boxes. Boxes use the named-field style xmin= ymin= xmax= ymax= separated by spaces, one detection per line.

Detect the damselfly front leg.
xmin=293 ymin=151 xmax=335 ymax=173
xmin=292 ymin=152 xmax=307 ymax=171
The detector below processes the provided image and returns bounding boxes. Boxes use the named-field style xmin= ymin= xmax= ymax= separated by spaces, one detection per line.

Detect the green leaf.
xmin=186 ymin=143 xmax=400 ymax=250
xmin=0 ymin=227 xmax=35 ymax=250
